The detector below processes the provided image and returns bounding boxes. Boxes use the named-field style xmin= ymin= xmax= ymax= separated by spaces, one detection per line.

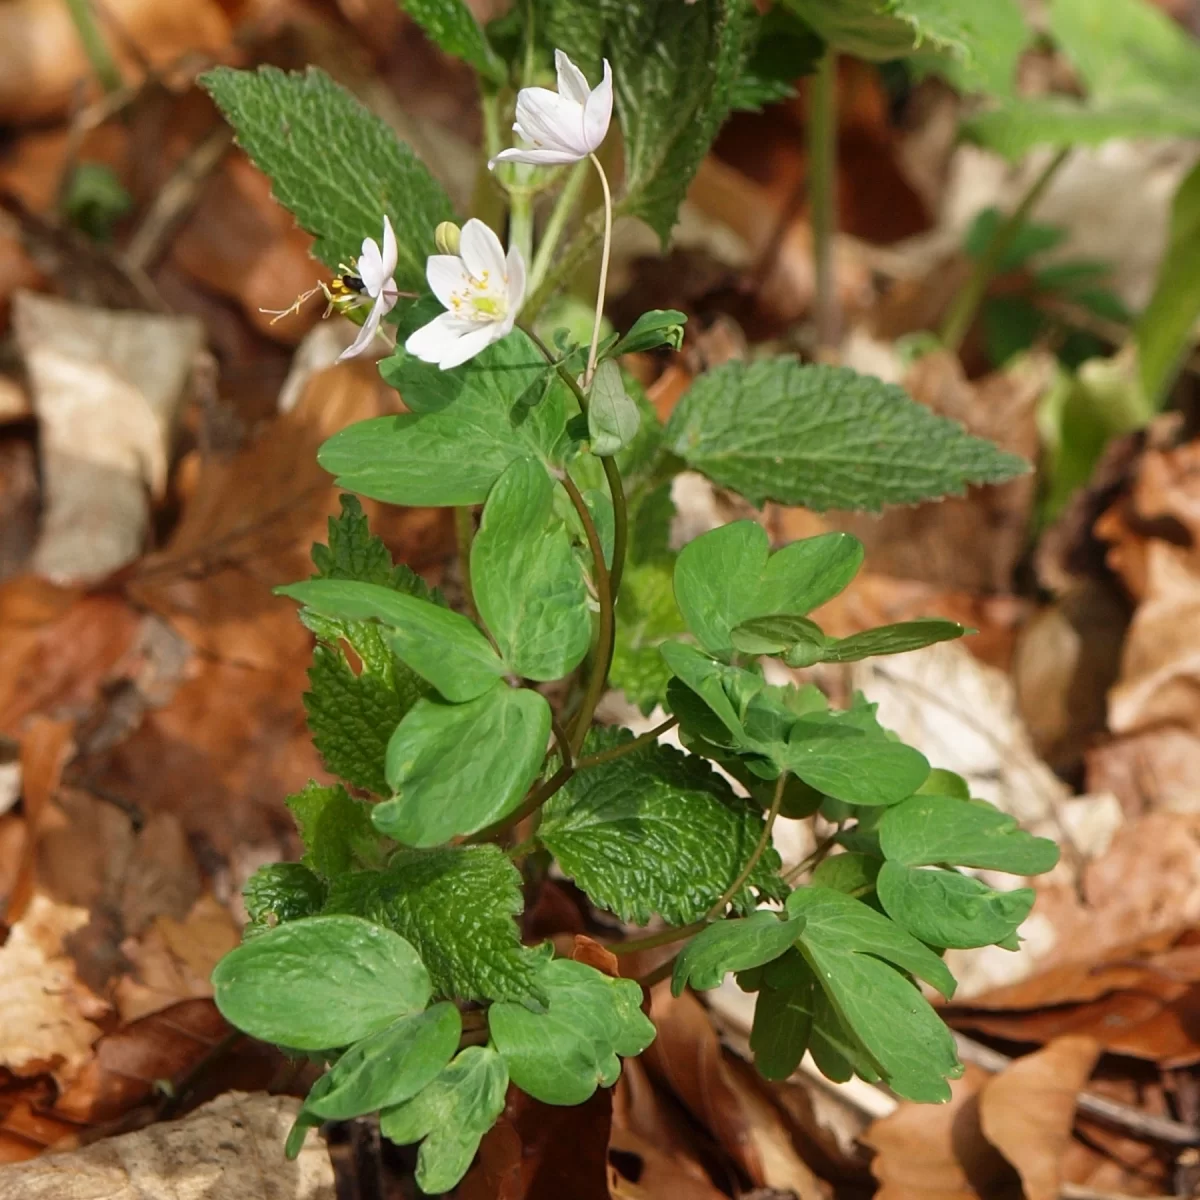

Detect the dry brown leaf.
xmin=977 ymin=1036 xmax=1101 ymax=1200
xmin=0 ymin=1090 xmax=334 ymax=1198
xmin=571 ymin=934 xmax=622 ymax=978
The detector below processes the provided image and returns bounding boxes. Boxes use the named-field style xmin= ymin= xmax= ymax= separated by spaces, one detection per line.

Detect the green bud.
xmin=435 ymin=221 xmax=461 ymax=256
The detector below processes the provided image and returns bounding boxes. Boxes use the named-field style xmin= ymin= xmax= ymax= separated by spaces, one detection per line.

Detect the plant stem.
xmin=573 ymin=716 xmax=678 ymax=770
xmin=454 ymin=506 xmax=478 ymax=622
xmin=561 ymin=472 xmax=614 ymax=756
xmin=464 ymin=761 xmax=573 ymax=844
xmin=509 ymin=188 xmax=535 ymax=271
xmin=706 ymin=772 xmax=788 ymax=920
xmin=522 ymin=211 xmax=607 ymax=324
xmin=636 ymin=956 xmax=678 ymax=989
xmin=64 ymin=0 xmax=123 ymax=93
xmin=609 ymin=919 xmax=707 ymax=956
xmin=783 ymin=826 xmax=842 ymax=885
xmin=584 ymin=153 xmax=614 ymax=388
xmin=810 ymin=47 xmax=839 ymax=356
xmin=940 ymin=146 xmax=1071 ymax=354
xmin=527 ymin=159 xmax=590 ymax=299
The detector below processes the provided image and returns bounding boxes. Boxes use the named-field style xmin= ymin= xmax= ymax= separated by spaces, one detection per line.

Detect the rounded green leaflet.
xmin=307 ymin=1002 xmax=462 ymax=1121
xmin=377 ymin=684 xmax=552 ymax=846
xmin=470 ymin=457 xmax=592 ymax=682
xmin=211 ymin=916 xmax=431 ymax=1050
xmin=672 ymin=911 xmax=806 ymax=996
xmin=381 ymin=1045 xmax=510 ymax=1194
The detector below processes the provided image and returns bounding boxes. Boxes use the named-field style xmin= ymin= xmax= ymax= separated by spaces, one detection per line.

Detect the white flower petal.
xmin=426 ymin=254 xmax=472 ymax=310
xmin=492 ymin=145 xmax=586 ymax=167
xmin=513 ymin=87 xmax=589 ymax=157
xmin=583 ymin=60 xmax=613 ymax=153
xmin=405 ymin=310 xmax=475 ymax=364
xmin=337 ymin=298 xmax=386 ymax=362
xmin=357 ymin=236 xmax=386 ymax=296
xmin=380 ymin=214 xmax=398 ymax=278
xmin=555 ymin=50 xmax=591 ymax=105
xmin=459 ymin=218 xmax=508 ymax=284
xmin=505 ymin=242 xmax=526 ymax=318
xmin=436 ymin=321 xmax=504 ymax=370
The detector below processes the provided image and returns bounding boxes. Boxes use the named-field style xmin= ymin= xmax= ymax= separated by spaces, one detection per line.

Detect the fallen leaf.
xmin=572 ymin=934 xmax=621 ymax=977
xmin=0 ymin=1090 xmax=334 ymax=1198
xmin=978 ymin=1036 xmax=1101 ymax=1200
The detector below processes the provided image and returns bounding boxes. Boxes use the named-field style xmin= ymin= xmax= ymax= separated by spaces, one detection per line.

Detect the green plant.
xmin=200 ymin=2 xmax=1053 ymax=1190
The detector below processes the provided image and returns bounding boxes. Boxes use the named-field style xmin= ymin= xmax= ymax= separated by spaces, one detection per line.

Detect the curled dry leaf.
xmin=0 ymin=1091 xmax=335 ymax=1199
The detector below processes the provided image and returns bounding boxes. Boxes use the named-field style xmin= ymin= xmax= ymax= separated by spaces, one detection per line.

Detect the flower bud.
xmin=435 ymin=221 xmax=461 ymax=256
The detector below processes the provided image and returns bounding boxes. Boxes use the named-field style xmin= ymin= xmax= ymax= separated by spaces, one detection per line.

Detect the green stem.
xmin=783 ymin=826 xmax=842 ymax=885
xmin=509 ymin=189 xmax=535 ymax=272
xmin=706 ymin=772 xmax=788 ymax=920
xmin=454 ymin=506 xmax=478 ymax=622
xmin=528 ymin=159 xmax=590 ymax=299
xmin=609 ymin=919 xmax=707 ymax=956
xmin=464 ymin=761 xmax=573 ymax=845
xmin=940 ymin=147 xmax=1071 ymax=354
xmin=584 ymin=153 xmax=614 ymax=388
xmin=636 ymin=956 xmax=677 ymax=989
xmin=64 ymin=0 xmax=123 ymax=93
xmin=522 ymin=210 xmax=607 ymax=325
xmin=574 ymin=716 xmax=678 ymax=771
xmin=561 ymin=471 xmax=614 ymax=756
xmin=810 ymin=47 xmax=839 ymax=355
xmin=481 ymin=90 xmax=503 ymax=162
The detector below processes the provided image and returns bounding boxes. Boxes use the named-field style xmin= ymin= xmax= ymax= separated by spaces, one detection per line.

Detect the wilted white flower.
xmin=338 ymin=215 xmax=401 ymax=362
xmin=490 ymin=50 xmax=613 ymax=167
xmin=405 ymin=219 xmax=526 ymax=370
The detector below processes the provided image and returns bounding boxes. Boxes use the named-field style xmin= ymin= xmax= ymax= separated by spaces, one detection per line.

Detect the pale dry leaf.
xmin=13 ymin=292 xmax=203 ymax=584
xmin=0 ymin=893 xmax=108 ymax=1086
xmin=0 ymin=1090 xmax=335 ymax=1199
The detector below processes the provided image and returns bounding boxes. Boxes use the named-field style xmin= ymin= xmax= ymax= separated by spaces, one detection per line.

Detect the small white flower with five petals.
xmin=490 ymin=50 xmax=613 ymax=168
xmin=338 ymin=215 xmax=402 ymax=362
xmin=405 ymin=219 xmax=526 ymax=370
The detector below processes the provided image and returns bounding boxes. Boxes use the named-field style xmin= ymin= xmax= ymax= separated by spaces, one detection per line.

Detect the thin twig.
xmin=783 ymin=827 xmax=842 ymax=885
xmin=706 ymin=772 xmax=789 ymax=920
xmin=573 ymin=716 xmax=679 ymax=771
xmin=609 ymin=919 xmax=707 ymax=956
xmin=584 ymin=153 xmax=613 ymax=388
xmin=64 ymin=0 xmax=123 ymax=93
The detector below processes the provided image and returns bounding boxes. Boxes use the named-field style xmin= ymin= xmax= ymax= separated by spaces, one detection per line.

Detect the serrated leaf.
xmin=539 ymin=728 xmax=787 ymax=924
xmin=674 ymin=522 xmax=863 ymax=658
xmin=280 ymin=579 xmax=506 ymax=703
xmin=470 ymin=458 xmax=592 ymax=682
xmin=786 ymin=887 xmax=962 ymax=1102
xmin=243 ymin=863 xmax=327 ymax=935
xmin=381 ymin=1046 xmax=509 ymax=1194
xmin=489 ymin=958 xmax=656 ymax=1105
xmin=611 ymin=560 xmax=687 ymax=714
xmin=286 ymin=782 xmax=382 ymax=879
xmin=878 ymin=793 xmax=1060 ymax=875
xmin=671 ymin=911 xmax=804 ymax=996
xmin=212 ymin=916 xmax=431 ymax=1050
xmin=201 ymin=66 xmax=453 ymax=286
xmin=323 ymin=845 xmax=542 ymax=1003
xmin=588 ymin=360 xmax=642 ymax=456
xmin=732 ymin=615 xmax=967 ymax=667
xmin=665 ymin=359 xmax=1029 ymax=512
xmin=876 ymin=863 xmax=1034 ymax=949
xmin=323 ymin=329 xmax=571 ymax=507
xmin=400 ymin=0 xmax=506 ymax=83
xmin=308 ymin=1003 xmax=461 ymax=1121
xmin=378 ymin=685 xmax=551 ymax=847
xmin=732 ymin=6 xmax=822 ymax=111
xmin=536 ymin=0 xmax=606 ymax=75
xmin=609 ymin=0 xmax=750 ymax=243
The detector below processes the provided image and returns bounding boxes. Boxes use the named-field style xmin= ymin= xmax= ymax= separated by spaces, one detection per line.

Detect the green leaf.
xmin=1139 ymin=160 xmax=1200 ymax=406
xmin=787 ymin=887 xmax=962 ymax=1102
xmin=610 ymin=0 xmax=751 ymax=243
xmin=489 ymin=958 xmax=656 ymax=1105
xmin=731 ymin=6 xmax=822 ymax=111
xmin=611 ymin=560 xmax=687 ymax=714
xmin=381 ymin=1046 xmax=509 ymax=1194
xmin=810 ymin=852 xmax=880 ymax=897
xmin=400 ymin=0 xmax=506 ymax=83
xmin=666 ymin=359 xmax=1028 ymax=512
xmin=63 ymin=161 xmax=132 ymax=242
xmin=674 ymin=522 xmax=863 ymax=658
xmin=750 ymin=970 xmax=813 ymax=1081
xmin=879 ymin=793 xmax=1060 ymax=875
xmin=286 ymin=782 xmax=382 ymax=879
xmin=876 ymin=863 xmax=1034 ymax=949
xmin=378 ymin=685 xmax=551 ymax=846
xmin=243 ymin=863 xmax=327 ymax=934
xmin=612 ymin=310 xmax=688 ymax=356
xmin=540 ymin=728 xmax=788 ymax=924
xmin=660 ymin=641 xmax=760 ymax=742
xmin=536 ymin=0 xmax=606 ymax=75
xmin=588 ymin=360 xmax=642 ymax=456
xmin=731 ymin=615 xmax=968 ymax=667
xmin=321 ymin=328 xmax=571 ymax=507
xmin=470 ymin=458 xmax=592 ymax=681
xmin=201 ymin=66 xmax=454 ymax=286
xmin=672 ymin=911 xmax=804 ymax=995
xmin=211 ymin=916 xmax=431 ymax=1050
xmin=280 ymin=579 xmax=506 ymax=703
xmin=323 ymin=845 xmax=542 ymax=1003
xmin=308 ymin=1003 xmax=460 ymax=1121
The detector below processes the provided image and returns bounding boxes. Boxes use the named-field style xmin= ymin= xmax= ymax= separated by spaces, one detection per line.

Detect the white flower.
xmin=404 ymin=219 xmax=526 ymax=370
xmin=338 ymin=215 xmax=401 ymax=362
xmin=490 ymin=50 xmax=613 ymax=167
